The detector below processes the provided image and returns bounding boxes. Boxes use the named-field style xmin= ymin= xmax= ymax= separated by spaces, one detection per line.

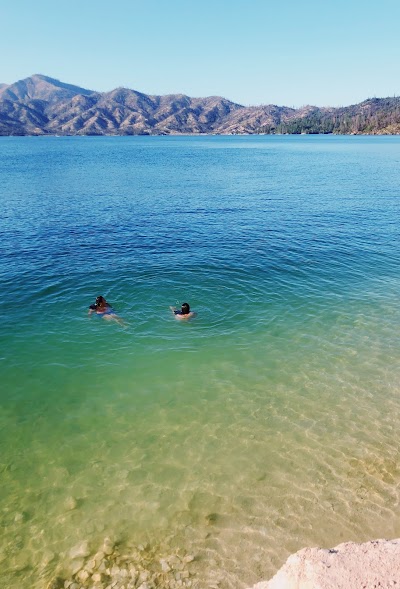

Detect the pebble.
xmin=94 ymin=550 xmax=105 ymax=567
xmin=102 ymin=537 xmax=115 ymax=556
xmin=128 ymin=566 xmax=138 ymax=581
xmin=70 ymin=559 xmax=84 ymax=575
xmin=160 ymin=558 xmax=171 ymax=572
xmin=64 ymin=496 xmax=77 ymax=511
xmin=77 ymin=569 xmax=89 ymax=582
xmin=139 ymin=570 xmax=150 ymax=582
xmin=59 ymin=537 xmax=197 ymax=589
xmin=183 ymin=555 xmax=195 ymax=563
xmin=14 ymin=512 xmax=26 ymax=524
xmin=85 ymin=558 xmax=96 ymax=572
xmin=168 ymin=555 xmax=181 ymax=569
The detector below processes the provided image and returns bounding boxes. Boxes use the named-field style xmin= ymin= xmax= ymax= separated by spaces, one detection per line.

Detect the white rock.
xmin=69 ymin=541 xmax=90 ymax=560
xmin=102 ymin=537 xmax=115 ymax=555
xmin=139 ymin=570 xmax=150 ymax=582
xmin=93 ymin=550 xmax=105 ymax=567
xmin=183 ymin=555 xmax=195 ymax=564
xmin=14 ymin=512 xmax=25 ymax=523
xmin=129 ymin=567 xmax=138 ymax=581
xmin=110 ymin=564 xmax=120 ymax=577
xmin=64 ymin=496 xmax=77 ymax=511
xmin=85 ymin=558 xmax=95 ymax=572
xmin=160 ymin=559 xmax=171 ymax=572
xmin=70 ymin=559 xmax=84 ymax=575
xmin=77 ymin=569 xmax=89 ymax=583
xmin=249 ymin=538 xmax=400 ymax=589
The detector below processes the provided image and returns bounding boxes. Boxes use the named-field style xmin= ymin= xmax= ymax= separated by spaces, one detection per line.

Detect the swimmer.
xmin=88 ymin=296 xmax=125 ymax=326
xmin=170 ymin=302 xmax=196 ymax=320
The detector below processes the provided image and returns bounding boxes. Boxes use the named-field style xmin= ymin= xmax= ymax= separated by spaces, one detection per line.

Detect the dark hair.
xmin=181 ymin=302 xmax=190 ymax=314
xmin=95 ymin=296 xmax=105 ymax=306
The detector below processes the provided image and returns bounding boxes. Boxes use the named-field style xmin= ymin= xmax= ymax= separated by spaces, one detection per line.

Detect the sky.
xmin=1 ymin=0 xmax=400 ymax=107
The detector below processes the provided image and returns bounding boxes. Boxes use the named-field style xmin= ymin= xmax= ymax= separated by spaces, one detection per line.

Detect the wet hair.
xmin=181 ymin=302 xmax=190 ymax=315
xmin=95 ymin=296 xmax=106 ymax=306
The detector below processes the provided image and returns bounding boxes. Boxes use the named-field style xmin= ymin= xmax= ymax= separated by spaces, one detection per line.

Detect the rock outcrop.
xmin=250 ymin=538 xmax=400 ymax=589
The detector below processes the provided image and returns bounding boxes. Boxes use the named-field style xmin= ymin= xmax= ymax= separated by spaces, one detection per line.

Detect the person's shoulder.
xmin=176 ymin=312 xmax=196 ymax=320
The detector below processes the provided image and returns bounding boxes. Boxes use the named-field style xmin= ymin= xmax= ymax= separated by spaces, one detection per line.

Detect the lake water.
xmin=1 ymin=135 xmax=400 ymax=589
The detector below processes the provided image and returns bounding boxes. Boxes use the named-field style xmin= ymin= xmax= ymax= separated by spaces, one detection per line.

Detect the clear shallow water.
xmin=1 ymin=135 xmax=400 ymax=588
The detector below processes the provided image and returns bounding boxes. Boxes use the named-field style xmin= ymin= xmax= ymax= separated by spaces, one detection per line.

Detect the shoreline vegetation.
xmin=1 ymin=75 xmax=400 ymax=137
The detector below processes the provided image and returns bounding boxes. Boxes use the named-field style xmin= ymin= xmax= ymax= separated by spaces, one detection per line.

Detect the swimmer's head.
xmin=181 ymin=302 xmax=190 ymax=315
xmin=95 ymin=296 xmax=105 ymax=306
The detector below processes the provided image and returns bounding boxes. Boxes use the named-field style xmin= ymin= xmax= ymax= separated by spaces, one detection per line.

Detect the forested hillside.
xmin=258 ymin=98 xmax=400 ymax=135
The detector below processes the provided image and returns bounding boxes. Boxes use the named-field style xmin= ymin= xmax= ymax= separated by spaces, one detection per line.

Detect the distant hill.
xmin=0 ymin=74 xmax=399 ymax=136
xmin=258 ymin=98 xmax=400 ymax=135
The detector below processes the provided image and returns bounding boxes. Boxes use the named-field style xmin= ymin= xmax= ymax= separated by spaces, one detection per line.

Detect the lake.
xmin=1 ymin=135 xmax=400 ymax=588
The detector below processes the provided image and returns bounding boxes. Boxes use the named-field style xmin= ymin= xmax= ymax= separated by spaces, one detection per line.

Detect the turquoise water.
xmin=1 ymin=135 xmax=400 ymax=588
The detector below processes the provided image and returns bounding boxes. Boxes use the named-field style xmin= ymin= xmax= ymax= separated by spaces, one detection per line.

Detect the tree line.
xmin=257 ymin=97 xmax=400 ymax=135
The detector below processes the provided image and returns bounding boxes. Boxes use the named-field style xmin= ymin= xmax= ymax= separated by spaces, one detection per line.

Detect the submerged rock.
xmin=69 ymin=541 xmax=90 ymax=560
xmin=14 ymin=511 xmax=27 ymax=523
xmin=64 ymin=497 xmax=78 ymax=511
xmin=102 ymin=537 xmax=115 ymax=556
xmin=60 ymin=537 xmax=197 ymax=589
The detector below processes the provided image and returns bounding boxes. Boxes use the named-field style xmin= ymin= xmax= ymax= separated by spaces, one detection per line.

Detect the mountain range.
xmin=1 ymin=74 xmax=399 ymax=136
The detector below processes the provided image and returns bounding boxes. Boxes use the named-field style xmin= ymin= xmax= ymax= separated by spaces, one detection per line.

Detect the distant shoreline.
xmin=2 ymin=131 xmax=400 ymax=137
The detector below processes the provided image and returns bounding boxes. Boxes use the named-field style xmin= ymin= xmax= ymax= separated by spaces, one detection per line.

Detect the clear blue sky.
xmin=1 ymin=0 xmax=399 ymax=107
